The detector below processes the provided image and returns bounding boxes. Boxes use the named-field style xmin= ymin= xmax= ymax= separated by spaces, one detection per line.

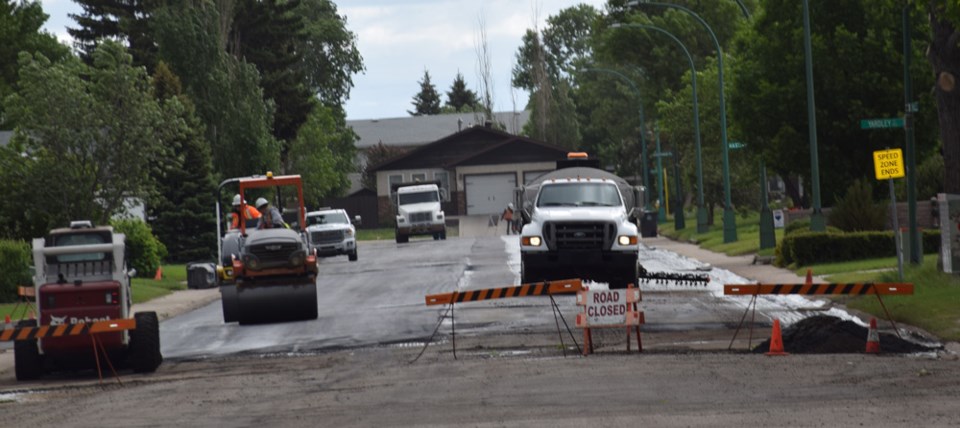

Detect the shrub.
xmin=0 ymin=240 xmax=32 ymax=303
xmin=784 ymin=218 xmax=841 ymax=236
xmin=828 ymin=179 xmax=887 ymax=232
xmin=111 ymin=219 xmax=168 ymax=278
xmin=775 ymin=229 xmax=941 ymax=267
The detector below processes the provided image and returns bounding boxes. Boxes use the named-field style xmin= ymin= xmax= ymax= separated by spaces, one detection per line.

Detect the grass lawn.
xmin=0 ymin=264 xmax=188 ymax=321
xmin=658 ymin=210 xmax=783 ymax=257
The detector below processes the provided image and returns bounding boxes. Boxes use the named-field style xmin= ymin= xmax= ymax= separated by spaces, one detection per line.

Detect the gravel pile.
xmin=752 ymin=315 xmax=941 ymax=354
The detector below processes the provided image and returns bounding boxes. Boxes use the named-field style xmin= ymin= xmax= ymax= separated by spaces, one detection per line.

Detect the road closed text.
xmin=585 ymin=290 xmax=630 ymax=325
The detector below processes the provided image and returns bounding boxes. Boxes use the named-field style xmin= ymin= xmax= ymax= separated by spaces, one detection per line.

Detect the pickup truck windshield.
xmin=537 ymin=182 xmax=622 ymax=207
xmin=308 ymin=212 xmax=348 ymax=225
xmin=399 ymin=191 xmax=439 ymax=205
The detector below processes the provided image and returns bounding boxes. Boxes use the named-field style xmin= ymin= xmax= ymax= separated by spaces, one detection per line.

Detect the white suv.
xmin=305 ymin=208 xmax=359 ymax=261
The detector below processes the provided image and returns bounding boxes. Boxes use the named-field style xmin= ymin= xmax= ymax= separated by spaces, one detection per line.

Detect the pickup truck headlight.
xmin=618 ymin=235 xmax=638 ymax=246
xmin=522 ymin=236 xmax=542 ymax=247
xmin=436 ymin=212 xmax=444 ymax=220
xmin=345 ymin=228 xmax=354 ymax=236
xmin=397 ymin=217 xmax=406 ymax=224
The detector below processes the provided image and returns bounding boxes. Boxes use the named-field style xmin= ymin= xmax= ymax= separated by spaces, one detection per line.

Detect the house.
xmin=345 ymin=111 xmax=530 ymax=194
xmin=368 ymin=121 xmax=570 ymax=226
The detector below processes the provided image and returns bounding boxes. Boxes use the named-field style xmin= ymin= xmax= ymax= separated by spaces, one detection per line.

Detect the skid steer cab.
xmin=13 ymin=221 xmax=162 ymax=381
xmin=216 ymin=172 xmax=319 ymax=325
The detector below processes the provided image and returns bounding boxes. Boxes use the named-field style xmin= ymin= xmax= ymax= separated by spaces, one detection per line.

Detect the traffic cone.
xmin=865 ymin=318 xmax=881 ymax=354
xmin=765 ymin=318 xmax=789 ymax=356
xmin=154 ymin=266 xmax=163 ymax=281
xmin=804 ymin=268 xmax=813 ymax=286
xmin=3 ymin=314 xmax=9 ymax=327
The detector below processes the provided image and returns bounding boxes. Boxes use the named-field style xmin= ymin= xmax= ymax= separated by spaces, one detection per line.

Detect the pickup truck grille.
xmin=311 ymin=230 xmax=344 ymax=245
xmin=409 ymin=211 xmax=432 ymax=223
xmin=543 ymin=221 xmax=615 ymax=251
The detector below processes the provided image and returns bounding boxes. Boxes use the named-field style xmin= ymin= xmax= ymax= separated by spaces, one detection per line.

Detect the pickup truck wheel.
xmin=395 ymin=230 xmax=408 ymax=243
xmin=432 ymin=233 xmax=439 ymax=240
xmin=440 ymin=230 xmax=447 ymax=240
xmin=14 ymin=320 xmax=43 ymax=381
xmin=348 ymin=249 xmax=358 ymax=262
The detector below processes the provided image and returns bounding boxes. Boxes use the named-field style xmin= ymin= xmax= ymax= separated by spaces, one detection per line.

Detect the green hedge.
xmin=111 ymin=219 xmax=168 ymax=278
xmin=0 ymin=240 xmax=32 ymax=303
xmin=776 ymin=229 xmax=941 ymax=267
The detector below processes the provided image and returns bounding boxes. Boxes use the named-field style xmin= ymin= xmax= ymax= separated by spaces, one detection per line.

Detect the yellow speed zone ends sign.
xmin=873 ymin=148 xmax=905 ymax=180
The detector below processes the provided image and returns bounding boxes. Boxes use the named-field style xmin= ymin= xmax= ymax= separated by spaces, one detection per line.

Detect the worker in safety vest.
xmin=229 ymin=194 xmax=261 ymax=230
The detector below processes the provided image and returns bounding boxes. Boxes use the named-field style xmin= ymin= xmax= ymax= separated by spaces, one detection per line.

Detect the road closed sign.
xmin=873 ymin=148 xmax=905 ymax=180
xmin=577 ymin=288 xmax=641 ymax=326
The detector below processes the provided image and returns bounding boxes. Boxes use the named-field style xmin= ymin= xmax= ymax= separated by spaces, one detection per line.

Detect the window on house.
xmin=388 ymin=174 xmax=403 ymax=195
xmin=411 ymin=173 xmax=427 ymax=182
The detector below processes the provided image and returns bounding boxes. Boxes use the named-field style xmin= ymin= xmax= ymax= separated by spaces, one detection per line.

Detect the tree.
xmin=67 ymin=0 xmax=157 ymax=70
xmin=730 ymin=0 xmax=935 ymax=207
xmin=292 ymin=0 xmax=364 ymax=106
xmin=475 ymin=14 xmax=494 ymax=122
xmin=287 ymin=105 xmax=357 ymax=205
xmin=928 ymin=3 xmax=960 ymax=194
xmin=408 ymin=69 xmax=441 ymax=116
xmin=0 ymin=0 xmax=68 ymax=126
xmin=445 ymin=72 xmax=479 ymax=112
xmin=152 ymin=3 xmax=279 ymax=179
xmin=361 ymin=142 xmax=408 ymax=191
xmin=512 ymin=4 xmax=598 ymax=91
xmin=658 ymin=58 xmax=759 ymax=221
xmin=229 ymin=0 xmax=315 ymax=170
xmin=148 ymin=61 xmax=218 ymax=262
xmin=2 ymin=41 xmax=163 ymax=237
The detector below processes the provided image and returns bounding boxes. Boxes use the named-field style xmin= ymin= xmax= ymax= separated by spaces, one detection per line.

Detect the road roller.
xmin=215 ymin=173 xmax=319 ymax=324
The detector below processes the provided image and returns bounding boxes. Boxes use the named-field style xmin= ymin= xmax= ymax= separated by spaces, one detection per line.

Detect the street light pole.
xmin=628 ymin=0 xmax=737 ymax=242
xmin=611 ymin=22 xmax=708 ymax=233
xmin=802 ymin=0 xmax=825 ymax=231
xmin=579 ymin=67 xmax=651 ymax=203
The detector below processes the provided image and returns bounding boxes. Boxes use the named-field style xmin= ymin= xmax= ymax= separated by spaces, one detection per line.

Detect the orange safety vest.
xmin=230 ymin=205 xmax=262 ymax=229
xmin=502 ymin=208 xmax=514 ymax=221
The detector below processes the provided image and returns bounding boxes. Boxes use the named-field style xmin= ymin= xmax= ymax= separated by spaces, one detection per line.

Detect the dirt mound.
xmin=752 ymin=315 xmax=940 ymax=354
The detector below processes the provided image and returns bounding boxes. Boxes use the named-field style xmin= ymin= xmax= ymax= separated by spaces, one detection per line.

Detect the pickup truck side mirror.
xmin=353 ymin=215 xmax=362 ymax=226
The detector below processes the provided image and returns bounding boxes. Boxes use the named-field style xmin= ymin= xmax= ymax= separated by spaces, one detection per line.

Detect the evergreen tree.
xmin=408 ymin=69 xmax=441 ymax=116
xmin=445 ymin=72 xmax=479 ymax=112
xmin=230 ymin=0 xmax=314 ymax=170
xmin=67 ymin=0 xmax=157 ymax=70
xmin=148 ymin=61 xmax=217 ymax=262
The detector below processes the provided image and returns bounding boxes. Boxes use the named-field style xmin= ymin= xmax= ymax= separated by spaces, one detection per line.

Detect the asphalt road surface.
xmin=159 ymin=234 xmax=827 ymax=360
xmin=3 ymin=233 xmax=958 ymax=427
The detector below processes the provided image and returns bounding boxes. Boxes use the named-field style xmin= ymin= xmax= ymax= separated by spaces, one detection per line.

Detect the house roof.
xmin=347 ymin=110 xmax=530 ymax=149
xmin=370 ymin=124 xmax=568 ymax=172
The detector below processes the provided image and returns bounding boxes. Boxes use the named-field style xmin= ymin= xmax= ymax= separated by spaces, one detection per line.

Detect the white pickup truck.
xmin=517 ymin=154 xmax=644 ymax=289
xmin=394 ymin=182 xmax=446 ymax=243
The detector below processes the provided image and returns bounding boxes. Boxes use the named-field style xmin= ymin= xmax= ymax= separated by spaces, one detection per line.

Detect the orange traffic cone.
xmin=865 ymin=318 xmax=881 ymax=354
xmin=3 ymin=314 xmax=9 ymax=326
xmin=154 ymin=266 xmax=163 ymax=281
xmin=804 ymin=269 xmax=813 ymax=286
xmin=765 ymin=318 xmax=789 ymax=356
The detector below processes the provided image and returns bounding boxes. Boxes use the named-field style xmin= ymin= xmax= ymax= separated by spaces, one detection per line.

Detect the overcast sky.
xmin=38 ymin=0 xmax=607 ymax=121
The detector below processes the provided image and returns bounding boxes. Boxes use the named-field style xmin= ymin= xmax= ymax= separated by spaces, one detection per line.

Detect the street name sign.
xmin=860 ymin=118 xmax=904 ymax=130
xmin=873 ymin=148 xmax=905 ymax=180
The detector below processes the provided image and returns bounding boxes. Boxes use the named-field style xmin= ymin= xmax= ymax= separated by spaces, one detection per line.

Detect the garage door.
xmin=465 ymin=173 xmax=517 ymax=215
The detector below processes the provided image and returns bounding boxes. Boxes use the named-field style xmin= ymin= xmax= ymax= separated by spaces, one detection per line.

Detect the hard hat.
xmin=255 ymin=197 xmax=269 ymax=208
xmin=232 ymin=194 xmax=243 ymax=206
xmin=508 ymin=203 xmax=514 ymax=209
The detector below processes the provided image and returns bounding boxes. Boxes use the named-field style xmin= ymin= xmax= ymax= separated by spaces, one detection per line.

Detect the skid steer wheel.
xmin=14 ymin=320 xmax=43 ymax=381
xmin=128 ymin=312 xmax=163 ymax=373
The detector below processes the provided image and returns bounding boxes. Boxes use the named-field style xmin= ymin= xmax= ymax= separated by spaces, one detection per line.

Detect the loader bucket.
xmin=234 ymin=275 xmax=318 ymax=324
